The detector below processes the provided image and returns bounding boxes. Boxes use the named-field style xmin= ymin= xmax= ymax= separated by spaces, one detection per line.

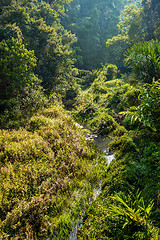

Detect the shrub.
xmin=0 ymin=129 xmax=54 ymax=164
xmin=122 ymin=88 xmax=141 ymax=107
xmin=90 ymin=111 xmax=117 ymax=135
xmin=109 ymin=134 xmax=137 ymax=156
xmin=112 ymin=125 xmax=127 ymax=137
xmin=120 ymin=80 xmax=160 ymax=132
xmin=0 ymin=37 xmax=37 ymax=101
xmin=106 ymin=64 xmax=118 ymax=80
xmin=107 ymin=192 xmax=158 ymax=239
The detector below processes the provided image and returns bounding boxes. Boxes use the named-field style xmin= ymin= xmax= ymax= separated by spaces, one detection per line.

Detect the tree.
xmin=0 ymin=0 xmax=76 ymax=96
xmin=131 ymin=0 xmax=160 ymax=41
xmin=62 ymin=0 xmax=133 ymax=69
xmin=0 ymin=38 xmax=37 ymax=103
xmin=105 ymin=4 xmax=141 ymax=65
xmin=105 ymin=0 xmax=160 ymax=65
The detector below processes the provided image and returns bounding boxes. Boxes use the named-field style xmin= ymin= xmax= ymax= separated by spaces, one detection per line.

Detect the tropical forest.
xmin=0 ymin=0 xmax=160 ymax=239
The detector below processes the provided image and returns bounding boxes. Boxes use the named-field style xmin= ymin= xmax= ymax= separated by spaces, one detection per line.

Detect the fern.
xmin=120 ymin=80 xmax=160 ymax=132
xmin=107 ymin=191 xmax=159 ymax=239
xmin=124 ymin=40 xmax=160 ymax=83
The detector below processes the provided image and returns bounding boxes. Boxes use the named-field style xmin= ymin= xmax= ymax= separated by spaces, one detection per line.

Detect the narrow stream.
xmin=94 ymin=135 xmax=115 ymax=165
xmin=69 ymin=133 xmax=115 ymax=240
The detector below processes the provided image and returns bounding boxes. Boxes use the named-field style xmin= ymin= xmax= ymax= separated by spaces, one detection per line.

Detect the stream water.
xmin=69 ymin=133 xmax=115 ymax=240
xmin=94 ymin=135 xmax=115 ymax=165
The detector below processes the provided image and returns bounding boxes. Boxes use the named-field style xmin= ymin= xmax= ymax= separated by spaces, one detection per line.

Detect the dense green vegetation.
xmin=0 ymin=0 xmax=160 ymax=239
xmin=73 ymin=67 xmax=160 ymax=239
xmin=0 ymin=100 xmax=105 ymax=239
xmin=106 ymin=0 xmax=160 ymax=65
xmin=62 ymin=0 xmax=141 ymax=69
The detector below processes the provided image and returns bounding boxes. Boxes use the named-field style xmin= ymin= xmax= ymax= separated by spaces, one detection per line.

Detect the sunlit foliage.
xmin=124 ymin=40 xmax=160 ymax=83
xmin=0 ymin=102 xmax=105 ymax=239
xmin=120 ymin=80 xmax=160 ymax=132
xmin=0 ymin=0 xmax=160 ymax=239
xmin=0 ymin=38 xmax=37 ymax=100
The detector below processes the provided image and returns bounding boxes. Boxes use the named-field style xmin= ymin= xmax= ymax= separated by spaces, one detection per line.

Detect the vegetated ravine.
xmin=0 ymin=0 xmax=160 ymax=239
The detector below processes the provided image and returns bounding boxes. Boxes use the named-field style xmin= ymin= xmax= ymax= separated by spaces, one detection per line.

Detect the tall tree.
xmin=141 ymin=0 xmax=160 ymax=40
xmin=0 ymin=38 xmax=37 ymax=99
xmin=106 ymin=0 xmax=160 ymax=66
xmin=0 ymin=0 xmax=76 ymax=94
xmin=62 ymin=0 xmax=140 ymax=69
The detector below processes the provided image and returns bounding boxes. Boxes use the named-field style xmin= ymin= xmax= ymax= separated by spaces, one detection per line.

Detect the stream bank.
xmin=69 ymin=133 xmax=115 ymax=240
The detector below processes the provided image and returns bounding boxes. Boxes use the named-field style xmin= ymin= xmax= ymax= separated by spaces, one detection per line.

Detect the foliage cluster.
xmin=124 ymin=40 xmax=160 ymax=83
xmin=0 ymin=0 xmax=160 ymax=239
xmin=120 ymin=80 xmax=160 ymax=133
xmin=73 ymin=65 xmax=142 ymax=135
xmin=77 ymin=128 xmax=160 ymax=239
xmin=0 ymin=0 xmax=79 ymax=107
xmin=77 ymin=127 xmax=159 ymax=239
xmin=0 ymin=0 xmax=83 ymax=130
xmin=0 ymin=103 xmax=105 ymax=239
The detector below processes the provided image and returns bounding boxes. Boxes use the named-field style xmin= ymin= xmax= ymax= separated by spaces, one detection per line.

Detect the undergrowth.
xmin=0 ymin=102 xmax=106 ymax=239
xmin=72 ymin=72 xmax=160 ymax=239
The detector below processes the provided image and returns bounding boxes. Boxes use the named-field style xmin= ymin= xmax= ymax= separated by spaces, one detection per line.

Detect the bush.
xmin=120 ymin=80 xmax=160 ymax=132
xmin=0 ymin=38 xmax=37 ymax=101
xmin=0 ymin=129 xmax=54 ymax=164
xmin=106 ymin=64 xmax=118 ymax=80
xmin=112 ymin=125 xmax=127 ymax=137
xmin=122 ymin=88 xmax=141 ymax=107
xmin=0 ymin=83 xmax=48 ymax=129
xmin=90 ymin=111 xmax=118 ymax=135
xmin=109 ymin=134 xmax=137 ymax=156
